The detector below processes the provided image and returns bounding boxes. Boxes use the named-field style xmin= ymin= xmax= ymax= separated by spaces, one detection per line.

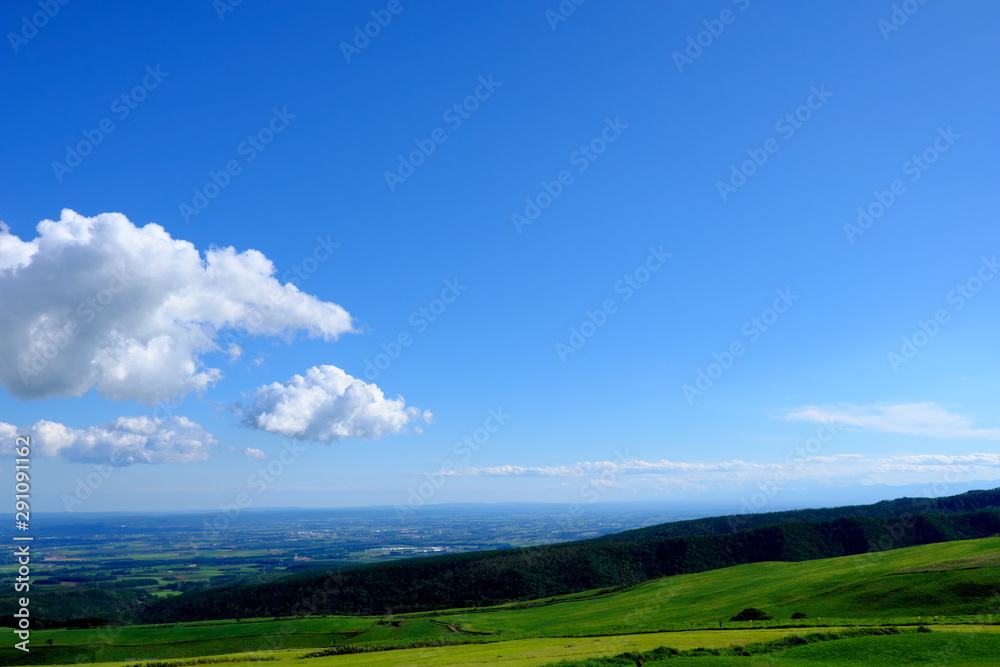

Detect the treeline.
xmin=599 ymin=487 xmax=1000 ymax=542
xmin=0 ymin=588 xmax=148 ymax=627
xmin=135 ymin=505 xmax=1000 ymax=622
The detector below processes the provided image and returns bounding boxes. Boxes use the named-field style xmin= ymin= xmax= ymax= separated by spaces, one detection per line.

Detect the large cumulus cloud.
xmin=0 ymin=210 xmax=354 ymax=405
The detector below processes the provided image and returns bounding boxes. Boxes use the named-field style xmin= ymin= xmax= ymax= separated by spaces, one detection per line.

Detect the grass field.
xmin=642 ymin=631 xmax=1000 ymax=666
xmin=5 ymin=536 xmax=999 ymax=666
xmin=3 ymin=617 xmax=376 ymax=664
xmin=435 ymin=536 xmax=1000 ymax=636
xmin=0 ymin=627 xmax=878 ymax=667
xmin=18 ymin=627 xmax=1000 ymax=667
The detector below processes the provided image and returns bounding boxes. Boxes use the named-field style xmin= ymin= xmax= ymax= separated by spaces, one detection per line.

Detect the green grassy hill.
xmin=9 ymin=489 xmax=998 ymax=628
xmin=435 ymin=536 xmax=1000 ymax=636
xmin=11 ymin=627 xmax=1000 ymax=667
xmin=5 ymin=536 xmax=998 ymax=666
xmin=574 ymin=631 xmax=1000 ymax=666
xmin=739 ymin=631 xmax=1000 ymax=667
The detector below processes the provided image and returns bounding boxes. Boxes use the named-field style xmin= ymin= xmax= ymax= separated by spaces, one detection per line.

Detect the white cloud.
xmin=0 ymin=416 xmax=217 ymax=465
xmin=783 ymin=402 xmax=1000 ymax=439
xmin=241 ymin=364 xmax=432 ymax=442
xmin=0 ymin=210 xmax=354 ymax=405
xmin=0 ymin=421 xmax=18 ymax=442
xmin=0 ymin=222 xmax=35 ymax=270
xmin=440 ymin=458 xmax=769 ymax=477
xmin=438 ymin=453 xmax=1000 ymax=488
xmin=243 ymin=447 xmax=269 ymax=460
xmin=435 ymin=403 xmax=1000 ymax=493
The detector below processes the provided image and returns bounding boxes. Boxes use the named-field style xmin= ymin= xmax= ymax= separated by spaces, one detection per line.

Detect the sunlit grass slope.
xmin=437 ymin=536 xmax=1000 ymax=634
xmin=5 ymin=536 xmax=998 ymax=666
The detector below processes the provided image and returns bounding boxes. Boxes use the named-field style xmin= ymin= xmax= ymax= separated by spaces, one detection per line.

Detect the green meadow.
xmin=619 ymin=631 xmax=1000 ymax=666
xmin=435 ymin=536 xmax=1000 ymax=636
xmin=5 ymin=536 xmax=998 ymax=666
xmin=17 ymin=628 xmax=1000 ymax=667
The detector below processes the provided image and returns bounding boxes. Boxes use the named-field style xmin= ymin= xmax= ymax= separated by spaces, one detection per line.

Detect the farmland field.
xmin=0 ymin=505 xmax=691 ymax=601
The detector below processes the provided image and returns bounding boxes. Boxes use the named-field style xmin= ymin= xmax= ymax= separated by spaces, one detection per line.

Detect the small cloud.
xmin=240 ymin=364 xmax=431 ymax=442
xmin=436 ymin=452 xmax=1000 ymax=489
xmin=243 ymin=447 xmax=268 ymax=460
xmin=783 ymin=402 xmax=1000 ymax=440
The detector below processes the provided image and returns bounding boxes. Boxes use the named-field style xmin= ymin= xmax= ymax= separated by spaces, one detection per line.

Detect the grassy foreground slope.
xmin=19 ymin=628 xmax=1000 ymax=667
xmin=4 ymin=536 xmax=998 ymax=665
xmin=622 ymin=631 xmax=1000 ymax=666
xmin=437 ymin=536 xmax=1000 ymax=635
xmin=9 ymin=489 xmax=995 ymax=627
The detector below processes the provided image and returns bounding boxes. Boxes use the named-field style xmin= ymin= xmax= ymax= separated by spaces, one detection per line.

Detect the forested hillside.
xmin=600 ymin=487 xmax=1000 ymax=541
xmin=135 ymin=488 xmax=1000 ymax=622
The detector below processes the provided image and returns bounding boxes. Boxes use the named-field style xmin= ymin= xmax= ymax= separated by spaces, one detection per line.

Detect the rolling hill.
xmin=134 ymin=488 xmax=1000 ymax=622
xmin=4 ymin=535 xmax=999 ymax=666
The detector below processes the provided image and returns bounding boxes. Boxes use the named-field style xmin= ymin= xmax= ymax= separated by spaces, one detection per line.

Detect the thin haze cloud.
xmin=783 ymin=402 xmax=1000 ymax=440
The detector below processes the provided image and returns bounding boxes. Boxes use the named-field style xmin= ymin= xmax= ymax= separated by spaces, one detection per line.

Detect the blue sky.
xmin=1 ymin=0 xmax=999 ymax=515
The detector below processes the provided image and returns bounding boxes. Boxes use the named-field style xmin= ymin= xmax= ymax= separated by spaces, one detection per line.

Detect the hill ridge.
xmin=133 ymin=487 xmax=1000 ymax=622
